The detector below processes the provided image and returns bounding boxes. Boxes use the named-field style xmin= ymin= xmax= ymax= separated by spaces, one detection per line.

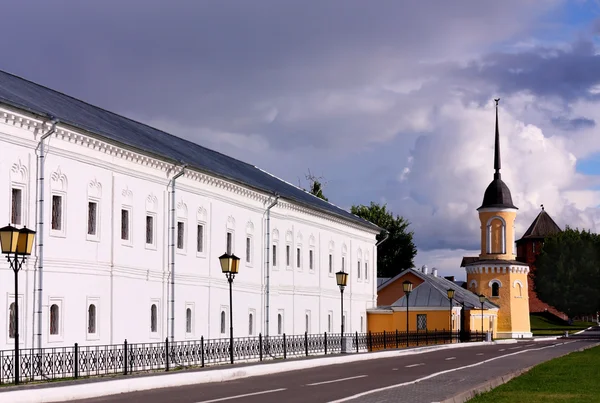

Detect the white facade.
xmin=0 ymin=105 xmax=379 ymax=349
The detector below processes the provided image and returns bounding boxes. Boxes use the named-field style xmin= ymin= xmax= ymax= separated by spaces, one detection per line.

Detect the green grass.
xmin=530 ymin=313 xmax=595 ymax=336
xmin=469 ymin=345 xmax=600 ymax=403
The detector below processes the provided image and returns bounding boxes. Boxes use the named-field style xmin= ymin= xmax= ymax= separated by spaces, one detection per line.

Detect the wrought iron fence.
xmin=0 ymin=330 xmax=486 ymax=385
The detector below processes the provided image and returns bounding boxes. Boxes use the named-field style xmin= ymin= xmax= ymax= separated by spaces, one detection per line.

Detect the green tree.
xmin=351 ymin=202 xmax=417 ymax=278
xmin=302 ymin=170 xmax=328 ymax=201
xmin=534 ymin=227 xmax=600 ymax=319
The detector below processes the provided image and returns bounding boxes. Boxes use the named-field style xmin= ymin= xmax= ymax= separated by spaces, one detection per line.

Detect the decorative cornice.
xmin=0 ymin=105 xmax=379 ymax=235
xmin=466 ymin=264 xmax=529 ymax=274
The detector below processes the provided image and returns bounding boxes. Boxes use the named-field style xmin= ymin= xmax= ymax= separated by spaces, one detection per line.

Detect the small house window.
xmin=87 ymin=201 xmax=98 ymax=236
xmin=146 ymin=215 xmax=154 ymax=245
xmin=150 ymin=304 xmax=157 ymax=332
xmin=50 ymin=304 xmax=59 ymax=335
xmin=121 ymin=209 xmax=129 ymax=240
xmin=11 ymin=188 xmax=22 ymax=225
xmin=186 ymin=308 xmax=192 ymax=333
xmin=417 ymin=314 xmax=427 ymax=330
xmin=177 ymin=222 xmax=185 ymax=249
xmin=272 ymin=244 xmax=277 ymax=266
xmin=88 ymin=304 xmax=96 ymax=334
xmin=197 ymin=224 xmax=204 ymax=253
xmin=52 ymin=195 xmax=63 ymax=231
xmin=220 ymin=311 xmax=226 ymax=334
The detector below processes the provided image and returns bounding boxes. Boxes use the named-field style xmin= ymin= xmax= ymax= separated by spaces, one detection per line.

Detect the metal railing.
xmin=0 ymin=330 xmax=486 ymax=385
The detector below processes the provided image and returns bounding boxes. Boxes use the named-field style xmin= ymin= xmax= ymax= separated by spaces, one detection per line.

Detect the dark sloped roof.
xmin=385 ymin=268 xmax=498 ymax=310
xmin=479 ymin=177 xmax=517 ymax=210
xmin=460 ymin=256 xmax=479 ymax=267
xmin=377 ymin=277 xmax=391 ymax=287
xmin=517 ymin=208 xmax=562 ymax=242
xmin=0 ymin=70 xmax=380 ymax=232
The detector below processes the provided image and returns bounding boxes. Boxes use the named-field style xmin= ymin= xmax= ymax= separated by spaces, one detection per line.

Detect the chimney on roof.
xmin=421 ymin=265 xmax=428 ymax=275
xmin=444 ymin=276 xmax=455 ymax=282
xmin=432 ymin=268 xmax=438 ymax=277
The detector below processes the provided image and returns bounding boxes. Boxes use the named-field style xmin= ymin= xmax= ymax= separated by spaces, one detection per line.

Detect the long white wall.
xmin=0 ymin=106 xmax=379 ymax=349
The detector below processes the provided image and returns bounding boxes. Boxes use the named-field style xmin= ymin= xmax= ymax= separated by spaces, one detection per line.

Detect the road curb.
xmin=0 ymin=341 xmax=495 ymax=403
xmin=439 ymin=341 xmax=600 ymax=403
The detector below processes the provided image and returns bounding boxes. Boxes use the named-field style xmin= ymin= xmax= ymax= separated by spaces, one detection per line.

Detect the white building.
xmin=0 ymin=70 xmax=381 ymax=350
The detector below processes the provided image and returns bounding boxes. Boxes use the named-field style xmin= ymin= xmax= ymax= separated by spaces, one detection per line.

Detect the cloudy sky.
xmin=3 ymin=0 xmax=600 ymax=280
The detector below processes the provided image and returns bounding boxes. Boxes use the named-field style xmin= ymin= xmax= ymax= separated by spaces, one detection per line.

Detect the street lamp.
xmin=0 ymin=224 xmax=36 ymax=385
xmin=479 ymin=294 xmax=486 ymax=339
xmin=403 ymin=280 xmax=413 ymax=347
xmin=219 ymin=252 xmax=240 ymax=364
xmin=447 ymin=288 xmax=455 ymax=342
xmin=335 ymin=270 xmax=348 ymax=335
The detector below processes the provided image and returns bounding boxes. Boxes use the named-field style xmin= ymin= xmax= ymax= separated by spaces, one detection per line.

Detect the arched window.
xmin=517 ymin=282 xmax=522 ymax=297
xmin=150 ymin=304 xmax=157 ymax=332
xmin=249 ymin=313 xmax=253 ymax=335
xmin=305 ymin=314 xmax=309 ymax=333
xmin=492 ymin=282 xmax=500 ymax=297
xmin=487 ymin=217 xmax=506 ymax=254
xmin=220 ymin=311 xmax=226 ymax=334
xmin=50 ymin=304 xmax=59 ymax=335
xmin=88 ymin=304 xmax=96 ymax=334
xmin=186 ymin=308 xmax=192 ymax=333
xmin=277 ymin=314 xmax=282 ymax=335
xmin=8 ymin=303 xmax=15 ymax=339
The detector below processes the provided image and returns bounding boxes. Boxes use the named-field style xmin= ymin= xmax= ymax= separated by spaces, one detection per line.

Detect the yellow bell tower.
xmin=465 ymin=99 xmax=531 ymax=339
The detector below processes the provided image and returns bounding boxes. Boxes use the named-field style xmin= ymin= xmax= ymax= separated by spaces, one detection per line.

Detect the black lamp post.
xmin=0 ymin=224 xmax=36 ymax=385
xmin=335 ymin=270 xmax=348 ymax=336
xmin=447 ymin=288 xmax=455 ymax=341
xmin=219 ymin=252 xmax=240 ymax=364
xmin=479 ymin=294 xmax=486 ymax=339
xmin=403 ymin=280 xmax=413 ymax=347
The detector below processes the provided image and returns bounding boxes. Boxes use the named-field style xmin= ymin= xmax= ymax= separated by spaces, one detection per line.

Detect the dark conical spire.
xmin=494 ymin=98 xmax=501 ymax=180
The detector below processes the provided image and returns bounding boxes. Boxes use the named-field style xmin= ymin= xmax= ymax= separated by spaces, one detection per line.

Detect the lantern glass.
xmin=219 ymin=253 xmax=232 ymax=274
xmin=17 ymin=226 xmax=36 ymax=256
xmin=335 ymin=270 xmax=348 ymax=287
xmin=479 ymin=294 xmax=486 ymax=304
xmin=230 ymin=254 xmax=240 ymax=274
xmin=403 ymin=280 xmax=413 ymax=294
xmin=447 ymin=288 xmax=455 ymax=300
xmin=0 ymin=224 xmax=19 ymax=254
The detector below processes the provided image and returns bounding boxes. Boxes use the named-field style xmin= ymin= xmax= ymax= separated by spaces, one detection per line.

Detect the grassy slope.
xmin=469 ymin=345 xmax=600 ymax=403
xmin=530 ymin=313 xmax=595 ymax=336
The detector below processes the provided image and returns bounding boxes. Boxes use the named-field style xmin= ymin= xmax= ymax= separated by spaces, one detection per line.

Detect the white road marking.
xmin=499 ymin=348 xmax=506 ymax=351
xmin=307 ymin=375 xmax=367 ymax=386
xmin=445 ymin=357 xmax=456 ymax=361
xmin=329 ymin=341 xmax=574 ymax=402
xmin=195 ymin=388 xmax=287 ymax=403
xmin=525 ymin=344 xmax=535 ymax=347
xmin=392 ymin=368 xmax=399 ymax=371
xmin=405 ymin=363 xmax=424 ymax=368
xmin=476 ymin=353 xmax=484 ymax=356
xmin=509 ymin=346 xmax=522 ymax=350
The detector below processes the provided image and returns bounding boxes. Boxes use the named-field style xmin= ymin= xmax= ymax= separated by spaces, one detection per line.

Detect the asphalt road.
xmin=69 ymin=339 xmax=597 ymax=403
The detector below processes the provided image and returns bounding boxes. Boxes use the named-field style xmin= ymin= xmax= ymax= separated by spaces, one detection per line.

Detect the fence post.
xmin=259 ymin=334 xmax=263 ymax=362
xmin=355 ymin=331 xmax=359 ymax=353
xmin=425 ymin=329 xmax=428 ymax=346
xmin=165 ymin=337 xmax=170 ymax=372
xmin=283 ymin=333 xmax=287 ymax=359
xmin=201 ymin=336 xmax=205 ymax=368
xmin=74 ymin=343 xmax=79 ymax=379
xmin=434 ymin=329 xmax=437 ymax=344
xmin=395 ymin=329 xmax=398 ymax=348
xmin=383 ymin=330 xmax=387 ymax=350
xmin=305 ymin=332 xmax=308 ymax=357
xmin=124 ymin=339 xmax=128 ymax=375
xmin=368 ymin=331 xmax=372 ymax=352
xmin=324 ymin=332 xmax=328 ymax=355
xmin=416 ymin=330 xmax=419 ymax=347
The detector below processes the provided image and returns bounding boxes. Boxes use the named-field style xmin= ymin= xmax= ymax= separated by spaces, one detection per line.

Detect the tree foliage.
xmin=351 ymin=202 xmax=417 ymax=278
xmin=534 ymin=227 xmax=600 ymax=318
xmin=302 ymin=170 xmax=329 ymax=201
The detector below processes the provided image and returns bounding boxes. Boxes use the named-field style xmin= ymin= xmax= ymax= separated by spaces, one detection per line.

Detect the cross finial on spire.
xmin=494 ymin=98 xmax=501 ymax=180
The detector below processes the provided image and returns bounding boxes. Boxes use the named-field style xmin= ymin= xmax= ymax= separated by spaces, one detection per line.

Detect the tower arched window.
xmin=487 ymin=217 xmax=506 ymax=254
xmin=492 ymin=282 xmax=500 ymax=297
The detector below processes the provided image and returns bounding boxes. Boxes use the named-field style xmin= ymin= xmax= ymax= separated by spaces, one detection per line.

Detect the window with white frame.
xmin=146 ymin=215 xmax=155 ymax=246
xmin=48 ymin=298 xmax=64 ymax=341
xmin=226 ymin=232 xmax=233 ymax=255
xmin=305 ymin=311 xmax=311 ymax=333
xmin=328 ymin=254 xmax=333 ymax=274
xmin=296 ymin=247 xmax=301 ymax=268
xmin=177 ymin=221 xmax=185 ymax=250
xmin=277 ymin=311 xmax=284 ymax=335
xmin=417 ymin=314 xmax=427 ymax=330
xmin=246 ymin=236 xmax=252 ymax=264
xmin=8 ymin=302 xmax=16 ymax=339
xmin=309 ymin=250 xmax=314 ymax=270
xmin=88 ymin=304 xmax=97 ymax=334
xmin=197 ymin=223 xmax=205 ymax=253
xmin=248 ymin=310 xmax=255 ymax=336
xmin=186 ymin=308 xmax=192 ymax=334
xmin=87 ymin=201 xmax=98 ymax=237
xmin=357 ymin=260 xmax=361 ymax=279
xmin=11 ymin=187 xmax=23 ymax=225
xmin=272 ymin=244 xmax=277 ymax=267
xmin=50 ymin=304 xmax=60 ymax=335
xmin=220 ymin=310 xmax=227 ymax=334
xmin=286 ymin=245 xmax=291 ymax=267
xmin=121 ymin=208 xmax=130 ymax=241
xmin=328 ymin=313 xmax=332 ymax=332
xmin=51 ymin=194 xmax=63 ymax=231
xmin=7 ymin=295 xmax=23 ymax=342
xmin=360 ymin=316 xmax=364 ymax=333
xmin=342 ymin=256 xmax=345 ymax=271
xmin=150 ymin=304 xmax=158 ymax=333
xmin=365 ymin=261 xmax=368 ymax=281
